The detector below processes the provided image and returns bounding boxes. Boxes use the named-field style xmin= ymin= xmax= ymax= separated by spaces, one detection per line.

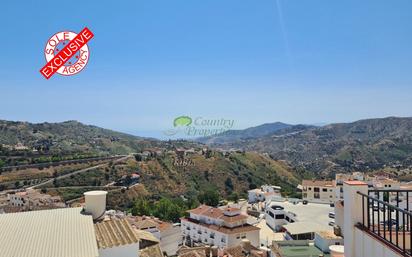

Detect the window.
xmin=322 ymin=188 xmax=327 ymax=192
xmin=241 ymin=234 xmax=246 ymax=239
xmin=268 ymin=211 xmax=274 ymax=218
xmin=314 ymin=187 xmax=320 ymax=192
xmin=308 ymin=187 xmax=312 ymax=191
xmin=275 ymin=214 xmax=285 ymax=220
xmin=210 ymin=233 xmax=215 ymax=239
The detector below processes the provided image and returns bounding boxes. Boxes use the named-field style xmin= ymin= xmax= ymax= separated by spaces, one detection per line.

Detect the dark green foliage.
xmin=198 ymin=189 xmax=220 ymax=207
xmin=227 ymin=192 xmax=239 ymax=202
xmin=131 ymin=197 xmax=193 ymax=222
xmin=225 ymin=178 xmax=234 ymax=192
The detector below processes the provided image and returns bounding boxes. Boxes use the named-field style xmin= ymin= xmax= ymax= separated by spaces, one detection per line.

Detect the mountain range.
xmin=0 ymin=120 xmax=161 ymax=155
xmin=198 ymin=117 xmax=412 ymax=176
xmin=1 ymin=117 xmax=412 ymax=177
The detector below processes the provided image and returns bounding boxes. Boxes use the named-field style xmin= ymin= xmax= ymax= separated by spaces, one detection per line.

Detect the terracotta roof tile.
xmin=302 ymin=180 xmax=335 ymax=187
xmin=181 ymin=218 xmax=260 ymax=235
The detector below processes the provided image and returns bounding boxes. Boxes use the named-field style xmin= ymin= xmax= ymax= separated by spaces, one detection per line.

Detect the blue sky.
xmin=1 ymin=0 xmax=411 ymax=138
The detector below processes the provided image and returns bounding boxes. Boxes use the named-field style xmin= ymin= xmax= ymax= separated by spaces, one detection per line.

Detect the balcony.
xmin=357 ymin=190 xmax=412 ymax=256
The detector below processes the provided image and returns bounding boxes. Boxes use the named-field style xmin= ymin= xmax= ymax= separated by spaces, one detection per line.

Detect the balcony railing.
xmin=357 ymin=190 xmax=412 ymax=256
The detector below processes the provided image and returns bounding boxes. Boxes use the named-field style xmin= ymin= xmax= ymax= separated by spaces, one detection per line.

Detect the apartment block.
xmin=301 ymin=180 xmax=335 ymax=204
xmin=181 ymin=205 xmax=260 ymax=249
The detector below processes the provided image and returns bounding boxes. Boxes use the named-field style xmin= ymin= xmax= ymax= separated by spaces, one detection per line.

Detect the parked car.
xmin=328 ymin=221 xmax=335 ymax=226
xmin=329 ymin=212 xmax=335 ymax=219
xmin=380 ymin=219 xmax=397 ymax=226
xmin=271 ymin=205 xmax=285 ymax=211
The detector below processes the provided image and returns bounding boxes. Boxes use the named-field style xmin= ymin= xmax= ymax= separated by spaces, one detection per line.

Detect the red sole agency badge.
xmin=40 ymin=27 xmax=94 ymax=79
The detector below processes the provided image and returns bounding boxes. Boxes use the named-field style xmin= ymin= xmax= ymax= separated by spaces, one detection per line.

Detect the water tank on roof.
xmin=329 ymin=245 xmax=344 ymax=257
xmin=84 ymin=191 xmax=107 ymax=220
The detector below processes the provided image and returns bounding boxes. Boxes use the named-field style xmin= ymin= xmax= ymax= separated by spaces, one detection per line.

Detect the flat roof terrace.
xmin=279 ymin=245 xmax=331 ymax=257
xmin=269 ymin=200 xmax=334 ymax=234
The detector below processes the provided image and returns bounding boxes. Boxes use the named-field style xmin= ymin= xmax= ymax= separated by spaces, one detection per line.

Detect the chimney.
xmin=205 ymin=245 xmax=211 ymax=257
xmin=83 ymin=191 xmax=107 ymax=220
xmin=241 ymin=239 xmax=251 ymax=253
xmin=211 ymin=246 xmax=218 ymax=257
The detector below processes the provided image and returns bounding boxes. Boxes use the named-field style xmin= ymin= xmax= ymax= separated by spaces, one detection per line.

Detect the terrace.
xmin=357 ymin=189 xmax=412 ymax=256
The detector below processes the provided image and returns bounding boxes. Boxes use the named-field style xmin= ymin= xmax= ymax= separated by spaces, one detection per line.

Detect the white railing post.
xmin=343 ymin=181 xmax=368 ymax=257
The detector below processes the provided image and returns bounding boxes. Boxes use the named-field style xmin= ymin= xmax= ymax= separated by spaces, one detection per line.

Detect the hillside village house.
xmin=248 ymin=185 xmax=282 ymax=204
xmin=7 ymin=189 xmax=65 ymax=211
xmin=301 ymin=180 xmax=335 ymax=204
xmin=335 ymin=172 xmax=365 ymax=199
xmin=181 ymin=205 xmax=260 ymax=249
xmin=0 ymin=191 xmax=164 ymax=257
xmin=129 ymin=215 xmax=182 ymax=256
xmin=177 ymin=239 xmax=268 ymax=257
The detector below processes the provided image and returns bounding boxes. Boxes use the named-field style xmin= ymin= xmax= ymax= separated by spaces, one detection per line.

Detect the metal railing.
xmin=358 ymin=190 xmax=412 ymax=256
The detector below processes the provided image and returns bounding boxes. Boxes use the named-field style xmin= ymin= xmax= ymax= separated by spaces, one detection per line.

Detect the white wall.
xmin=227 ymin=230 xmax=260 ymax=248
xmin=334 ymin=200 xmax=344 ymax=235
xmin=354 ymin=228 xmax=402 ymax=257
xmin=160 ymin=225 xmax=182 ymax=256
xmin=99 ymin=243 xmax=140 ymax=257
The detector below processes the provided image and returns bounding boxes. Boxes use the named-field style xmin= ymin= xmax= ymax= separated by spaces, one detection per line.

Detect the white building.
xmin=0 ymin=207 xmax=99 ymax=257
xmin=248 ymin=185 xmax=282 ymax=203
xmin=7 ymin=189 xmax=65 ymax=210
xmin=95 ymin=219 xmax=141 ymax=257
xmin=313 ymin=231 xmax=343 ymax=253
xmin=301 ymin=180 xmax=335 ymax=204
xmin=0 ymin=190 xmax=164 ymax=257
xmin=130 ymin=216 xmax=182 ymax=256
xmin=335 ymin=172 xmax=365 ymax=200
xmin=336 ymin=181 xmax=412 ymax=257
xmin=181 ymin=205 xmax=260 ymax=249
xmin=265 ymin=200 xmax=333 ymax=240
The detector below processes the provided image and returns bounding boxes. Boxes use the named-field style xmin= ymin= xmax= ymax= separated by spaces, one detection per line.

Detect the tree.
xmin=126 ymin=159 xmax=138 ymax=170
xmin=134 ymin=154 xmax=142 ymax=162
xmin=198 ymin=189 xmax=220 ymax=207
xmin=132 ymin=198 xmax=153 ymax=216
xmin=225 ymin=178 xmax=234 ymax=192
xmin=248 ymin=183 xmax=257 ymax=190
xmin=154 ymin=198 xmax=183 ymax=222
xmin=227 ymin=192 xmax=239 ymax=203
